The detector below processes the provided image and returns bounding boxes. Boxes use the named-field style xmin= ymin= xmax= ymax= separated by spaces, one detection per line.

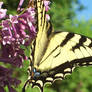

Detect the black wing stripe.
xmin=60 ymin=33 xmax=74 ymax=47
xmin=72 ymin=36 xmax=87 ymax=51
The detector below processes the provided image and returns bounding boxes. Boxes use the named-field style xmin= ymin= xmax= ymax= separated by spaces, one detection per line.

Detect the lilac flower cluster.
xmin=0 ymin=66 xmax=21 ymax=92
xmin=0 ymin=1 xmax=36 ymax=92
xmin=44 ymin=0 xmax=51 ymax=21
xmin=0 ymin=2 xmax=36 ymax=66
xmin=0 ymin=0 xmax=50 ymax=92
xmin=0 ymin=2 xmax=7 ymax=19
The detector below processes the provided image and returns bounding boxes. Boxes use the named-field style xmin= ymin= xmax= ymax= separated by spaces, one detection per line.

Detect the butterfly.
xmin=22 ymin=0 xmax=92 ymax=92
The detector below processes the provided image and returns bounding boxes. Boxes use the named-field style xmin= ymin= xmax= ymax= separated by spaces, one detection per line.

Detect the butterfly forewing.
xmin=34 ymin=0 xmax=52 ymax=66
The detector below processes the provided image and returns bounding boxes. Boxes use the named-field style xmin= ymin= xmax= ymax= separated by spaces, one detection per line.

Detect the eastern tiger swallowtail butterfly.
xmin=22 ymin=0 xmax=92 ymax=92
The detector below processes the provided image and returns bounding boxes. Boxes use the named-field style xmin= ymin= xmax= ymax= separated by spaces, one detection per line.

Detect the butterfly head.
xmin=33 ymin=68 xmax=41 ymax=77
xmin=28 ymin=66 xmax=40 ymax=79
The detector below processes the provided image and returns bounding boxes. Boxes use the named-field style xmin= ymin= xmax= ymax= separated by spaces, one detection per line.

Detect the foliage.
xmin=49 ymin=0 xmax=84 ymax=30
xmin=2 ymin=0 xmax=28 ymax=14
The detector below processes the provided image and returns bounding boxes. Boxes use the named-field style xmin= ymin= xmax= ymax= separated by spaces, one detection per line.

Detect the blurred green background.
xmin=1 ymin=0 xmax=92 ymax=92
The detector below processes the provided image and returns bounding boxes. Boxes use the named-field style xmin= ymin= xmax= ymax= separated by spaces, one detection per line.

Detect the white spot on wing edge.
xmin=46 ymin=77 xmax=53 ymax=81
xmin=64 ymin=68 xmax=71 ymax=72
xmin=53 ymin=78 xmax=63 ymax=82
xmin=89 ymin=62 xmax=92 ymax=64
xmin=82 ymin=62 xmax=87 ymax=65
xmin=36 ymin=80 xmax=43 ymax=87
xmin=54 ymin=73 xmax=63 ymax=77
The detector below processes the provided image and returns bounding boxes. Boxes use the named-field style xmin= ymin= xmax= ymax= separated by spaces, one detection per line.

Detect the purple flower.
xmin=18 ymin=7 xmax=36 ymax=39
xmin=2 ymin=20 xmax=12 ymax=37
xmin=8 ymin=86 xmax=16 ymax=92
xmin=0 ymin=6 xmax=37 ymax=68
xmin=1 ymin=7 xmax=36 ymax=45
xmin=9 ymin=15 xmax=18 ymax=24
xmin=46 ymin=14 xmax=50 ymax=21
xmin=0 ymin=2 xmax=7 ymax=19
xmin=17 ymin=0 xmax=24 ymax=11
xmin=0 ymin=66 xmax=21 ymax=92
xmin=44 ymin=0 xmax=50 ymax=11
